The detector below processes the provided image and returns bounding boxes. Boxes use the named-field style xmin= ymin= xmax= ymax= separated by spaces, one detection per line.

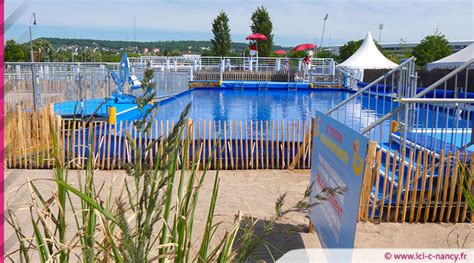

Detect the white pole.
xmin=319 ymin=14 xmax=328 ymax=51
xmin=378 ymin=24 xmax=384 ymax=43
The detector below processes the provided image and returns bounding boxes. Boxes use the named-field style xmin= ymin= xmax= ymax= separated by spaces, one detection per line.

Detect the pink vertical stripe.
xmin=0 ymin=0 xmax=5 ymax=261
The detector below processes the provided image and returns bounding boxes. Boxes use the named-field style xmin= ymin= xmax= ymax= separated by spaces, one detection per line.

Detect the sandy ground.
xmin=4 ymin=169 xmax=473 ymax=262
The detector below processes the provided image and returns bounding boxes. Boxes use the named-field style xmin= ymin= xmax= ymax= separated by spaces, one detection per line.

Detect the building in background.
xmin=329 ymin=40 xmax=473 ymax=58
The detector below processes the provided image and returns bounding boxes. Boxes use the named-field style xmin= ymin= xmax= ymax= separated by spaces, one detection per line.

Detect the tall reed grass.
xmin=6 ymin=66 xmax=339 ymax=262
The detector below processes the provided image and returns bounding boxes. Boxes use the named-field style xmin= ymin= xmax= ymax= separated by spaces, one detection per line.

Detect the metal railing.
xmin=5 ymin=62 xmax=116 ymax=111
xmin=326 ymin=57 xmax=417 ymax=143
xmin=361 ymin=59 xmax=474 ymax=155
xmin=335 ymin=65 xmax=360 ymax=89
xmin=130 ymin=56 xmax=335 ymax=78
xmin=4 ymin=62 xmax=190 ymax=113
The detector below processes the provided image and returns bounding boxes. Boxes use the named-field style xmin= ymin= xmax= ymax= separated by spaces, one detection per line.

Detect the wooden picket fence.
xmin=5 ymin=109 xmax=314 ymax=170
xmin=358 ymin=142 xmax=473 ymax=223
xmin=4 ymin=108 xmax=472 ymax=223
xmin=4 ymin=105 xmax=61 ymax=169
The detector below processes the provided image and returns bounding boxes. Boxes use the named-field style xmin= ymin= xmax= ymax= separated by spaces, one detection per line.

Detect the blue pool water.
xmin=149 ymin=88 xmax=353 ymax=122
xmin=55 ymin=87 xmax=472 ymax=147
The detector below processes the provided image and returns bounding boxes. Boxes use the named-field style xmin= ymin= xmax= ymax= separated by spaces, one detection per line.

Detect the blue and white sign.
xmin=309 ymin=111 xmax=369 ymax=249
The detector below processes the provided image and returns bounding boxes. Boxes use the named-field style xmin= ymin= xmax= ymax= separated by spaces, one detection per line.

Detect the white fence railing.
xmin=129 ymin=56 xmax=336 ymax=77
xmin=4 ymin=62 xmax=189 ymax=111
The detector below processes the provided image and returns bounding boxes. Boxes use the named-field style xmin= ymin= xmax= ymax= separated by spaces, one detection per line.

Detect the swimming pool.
xmin=55 ymin=87 xmax=472 ymax=147
xmin=132 ymin=88 xmax=355 ymax=121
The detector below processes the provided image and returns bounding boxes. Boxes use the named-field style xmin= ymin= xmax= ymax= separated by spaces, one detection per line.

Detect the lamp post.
xmin=29 ymin=12 xmax=37 ymax=62
xmin=319 ymin=14 xmax=328 ymax=52
xmin=378 ymin=24 xmax=384 ymax=43
xmin=29 ymin=12 xmax=39 ymax=109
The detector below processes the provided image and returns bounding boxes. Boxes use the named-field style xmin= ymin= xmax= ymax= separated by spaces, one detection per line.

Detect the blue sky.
xmin=5 ymin=0 xmax=474 ymax=46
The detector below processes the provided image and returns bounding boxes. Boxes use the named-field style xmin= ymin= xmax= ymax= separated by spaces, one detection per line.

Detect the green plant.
xmin=413 ymin=33 xmax=452 ymax=67
xmin=233 ymin=183 xmax=348 ymax=261
xmin=6 ymin=65 xmax=343 ymax=262
xmin=4 ymin=39 xmax=28 ymax=62
xmin=211 ymin=11 xmax=232 ymax=57
xmin=250 ymin=6 xmax=274 ymax=57
xmin=458 ymin=160 xmax=474 ymax=219
xmin=6 ymin=65 xmax=242 ymax=262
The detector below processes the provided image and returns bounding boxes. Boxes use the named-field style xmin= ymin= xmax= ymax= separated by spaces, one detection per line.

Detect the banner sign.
xmin=309 ymin=111 xmax=369 ymax=248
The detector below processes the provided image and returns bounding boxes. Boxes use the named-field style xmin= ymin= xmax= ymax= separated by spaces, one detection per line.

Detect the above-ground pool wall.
xmin=58 ymin=119 xmax=315 ymax=170
xmin=5 ymin=109 xmax=472 ymax=224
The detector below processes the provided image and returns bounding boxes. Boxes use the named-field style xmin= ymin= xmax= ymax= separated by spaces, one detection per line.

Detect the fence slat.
xmin=432 ymin=150 xmax=446 ymax=222
xmin=439 ymin=151 xmax=453 ymax=222
xmin=213 ymin=120 xmax=217 ymax=169
xmin=416 ymin=150 xmax=429 ymax=222
xmin=276 ymin=120 xmax=280 ymax=169
xmin=409 ymin=151 xmax=423 ymax=223
xmin=271 ymin=120 xmax=275 ymax=169
xmin=359 ymin=141 xmax=377 ymax=221
xmin=379 ymin=149 xmax=391 ymax=221
xmin=462 ymin=153 xmax=474 ymax=222
xmin=255 ymin=121 xmax=259 ymax=169
xmin=233 ymin=120 xmax=238 ymax=169
xmin=423 ymin=152 xmax=436 ymax=222
xmin=446 ymin=151 xmax=461 ymax=222
xmin=370 ymin=150 xmax=382 ymax=221
xmin=218 ymin=120 xmax=222 ymax=169
xmin=245 ymin=121 xmax=249 ymax=170
xmin=266 ymin=120 xmax=269 ymax=169
xmin=240 ymin=120 xmax=244 ymax=169
xmin=387 ymin=150 xmax=398 ymax=222
xmin=224 ymin=121 xmax=228 ymax=170
xmin=454 ymin=152 xmax=467 ymax=223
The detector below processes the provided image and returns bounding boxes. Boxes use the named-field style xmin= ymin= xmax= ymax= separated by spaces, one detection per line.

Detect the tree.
xmin=413 ymin=33 xmax=452 ymax=67
xmin=80 ymin=48 xmax=103 ymax=62
xmin=316 ymin=49 xmax=337 ymax=59
xmin=32 ymin=38 xmax=54 ymax=62
xmin=4 ymin=40 xmax=28 ymax=62
xmin=211 ymin=11 xmax=232 ymax=57
xmin=337 ymin=39 xmax=386 ymax=63
xmin=51 ymin=49 xmax=70 ymax=62
xmin=288 ymin=50 xmax=306 ymax=58
xmin=250 ymin=6 xmax=273 ymax=57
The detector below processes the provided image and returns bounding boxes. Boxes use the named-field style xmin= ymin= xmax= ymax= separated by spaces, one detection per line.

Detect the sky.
xmin=5 ymin=0 xmax=474 ymax=47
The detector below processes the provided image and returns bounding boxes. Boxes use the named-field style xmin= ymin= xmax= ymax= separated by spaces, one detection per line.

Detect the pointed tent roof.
xmin=427 ymin=43 xmax=474 ymax=70
xmin=339 ymin=32 xmax=398 ymax=69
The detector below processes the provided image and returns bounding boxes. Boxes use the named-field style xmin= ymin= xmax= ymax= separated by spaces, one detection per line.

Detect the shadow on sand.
xmin=234 ymin=216 xmax=308 ymax=262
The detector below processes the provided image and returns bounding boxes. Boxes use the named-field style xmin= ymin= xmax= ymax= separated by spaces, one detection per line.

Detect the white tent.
xmin=338 ymin=32 xmax=398 ymax=81
xmin=427 ymin=43 xmax=474 ymax=70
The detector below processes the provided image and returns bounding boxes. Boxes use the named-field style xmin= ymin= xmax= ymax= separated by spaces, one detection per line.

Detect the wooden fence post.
xmin=358 ymin=141 xmax=377 ymax=222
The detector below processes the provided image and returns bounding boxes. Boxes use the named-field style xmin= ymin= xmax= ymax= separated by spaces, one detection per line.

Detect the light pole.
xmin=378 ymin=24 xmax=384 ymax=43
xmin=29 ymin=12 xmax=39 ymax=109
xmin=319 ymin=14 xmax=328 ymax=52
xmin=29 ymin=12 xmax=37 ymax=62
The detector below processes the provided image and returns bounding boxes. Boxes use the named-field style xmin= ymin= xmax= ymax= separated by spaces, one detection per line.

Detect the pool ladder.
xmin=234 ymin=81 xmax=244 ymax=90
xmin=288 ymin=82 xmax=298 ymax=91
xmin=257 ymin=81 xmax=269 ymax=91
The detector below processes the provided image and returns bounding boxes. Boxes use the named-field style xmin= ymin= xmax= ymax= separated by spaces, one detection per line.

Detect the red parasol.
xmin=246 ymin=33 xmax=267 ymax=58
xmin=292 ymin=43 xmax=316 ymax=51
xmin=274 ymin=50 xmax=287 ymax=55
xmin=245 ymin=33 xmax=268 ymax=41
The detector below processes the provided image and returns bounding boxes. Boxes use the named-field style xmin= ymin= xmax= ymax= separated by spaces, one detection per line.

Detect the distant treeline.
xmin=43 ymin=37 xmax=288 ymax=54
